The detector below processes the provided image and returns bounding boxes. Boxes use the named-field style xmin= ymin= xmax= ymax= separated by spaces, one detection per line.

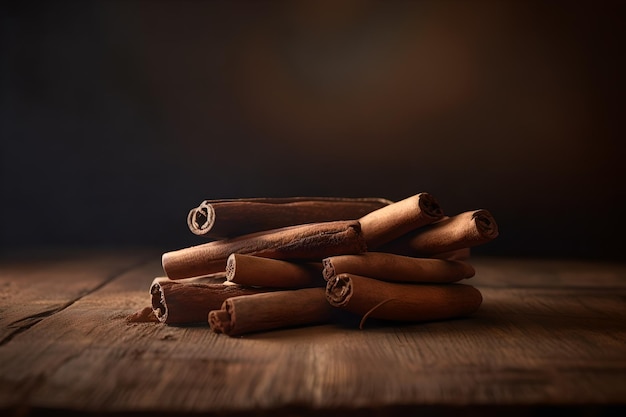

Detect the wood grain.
xmin=0 ymin=251 xmax=625 ymax=416
xmin=0 ymin=248 xmax=156 ymax=344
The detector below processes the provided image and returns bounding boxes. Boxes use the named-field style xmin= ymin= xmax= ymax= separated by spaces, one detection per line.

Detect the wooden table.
xmin=1 ymin=248 xmax=625 ymax=416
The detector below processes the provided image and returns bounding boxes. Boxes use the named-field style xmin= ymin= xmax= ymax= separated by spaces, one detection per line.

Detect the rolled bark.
xmin=379 ymin=209 xmax=498 ymax=257
xmin=188 ymin=197 xmax=393 ymax=238
xmin=150 ymin=276 xmax=267 ymax=325
xmin=226 ymin=254 xmax=324 ymax=288
xmin=358 ymin=192 xmax=444 ymax=249
xmin=326 ymin=274 xmax=482 ymax=324
xmin=209 ymin=288 xmax=334 ymax=336
xmin=162 ymin=220 xmax=367 ymax=280
xmin=322 ymin=252 xmax=475 ymax=283
xmin=430 ymin=247 xmax=471 ymax=261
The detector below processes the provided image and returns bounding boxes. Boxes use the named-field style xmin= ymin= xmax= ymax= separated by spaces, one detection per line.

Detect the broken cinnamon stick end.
xmin=187 ymin=200 xmax=216 ymax=236
xmin=126 ymin=306 xmax=159 ymax=323
xmin=208 ymin=309 xmax=232 ymax=334
xmin=321 ymin=258 xmax=335 ymax=281
xmin=418 ymin=192 xmax=445 ymax=219
xmin=326 ymin=274 xmax=353 ymax=308
xmin=150 ymin=282 xmax=168 ymax=323
xmin=473 ymin=209 xmax=499 ymax=239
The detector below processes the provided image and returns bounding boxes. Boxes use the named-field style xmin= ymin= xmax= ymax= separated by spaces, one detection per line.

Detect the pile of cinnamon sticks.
xmin=130 ymin=193 xmax=499 ymax=336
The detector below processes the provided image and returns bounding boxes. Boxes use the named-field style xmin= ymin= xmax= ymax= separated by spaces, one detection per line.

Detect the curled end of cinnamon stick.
xmin=418 ymin=192 xmax=444 ymax=219
xmin=225 ymin=253 xmax=236 ymax=282
xmin=208 ymin=309 xmax=232 ymax=334
xmin=187 ymin=200 xmax=216 ymax=236
xmin=321 ymin=258 xmax=335 ymax=281
xmin=473 ymin=209 xmax=499 ymax=239
xmin=326 ymin=274 xmax=353 ymax=308
xmin=150 ymin=282 xmax=168 ymax=323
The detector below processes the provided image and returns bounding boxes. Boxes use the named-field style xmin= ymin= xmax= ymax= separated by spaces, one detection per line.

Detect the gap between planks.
xmin=0 ymin=248 xmax=160 ymax=346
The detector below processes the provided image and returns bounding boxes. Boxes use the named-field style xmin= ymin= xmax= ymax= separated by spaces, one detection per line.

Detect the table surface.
xmin=1 ymin=248 xmax=625 ymax=416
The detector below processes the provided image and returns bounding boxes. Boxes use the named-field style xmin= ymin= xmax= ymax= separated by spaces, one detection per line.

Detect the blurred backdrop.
xmin=1 ymin=0 xmax=624 ymax=259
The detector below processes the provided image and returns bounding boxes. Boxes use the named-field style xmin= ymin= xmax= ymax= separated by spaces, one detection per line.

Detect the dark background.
xmin=1 ymin=0 xmax=624 ymax=259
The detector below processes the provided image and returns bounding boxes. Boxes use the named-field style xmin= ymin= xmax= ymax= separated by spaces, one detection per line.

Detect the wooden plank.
xmin=0 ymin=248 xmax=157 ymax=344
xmin=1 ymin=255 xmax=625 ymax=415
xmin=0 ymin=255 xmax=164 ymax=410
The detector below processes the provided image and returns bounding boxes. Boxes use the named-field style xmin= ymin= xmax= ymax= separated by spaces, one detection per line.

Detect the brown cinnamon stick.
xmin=188 ymin=197 xmax=393 ymax=238
xmin=226 ymin=254 xmax=324 ymax=288
xmin=322 ymin=253 xmax=475 ymax=283
xmin=209 ymin=287 xmax=334 ymax=336
xmin=431 ymin=247 xmax=471 ymax=261
xmin=326 ymin=274 xmax=482 ymax=325
xmin=379 ymin=209 xmax=499 ymax=257
xmin=358 ymin=192 xmax=444 ymax=249
xmin=150 ymin=276 xmax=267 ymax=325
xmin=162 ymin=220 xmax=367 ymax=280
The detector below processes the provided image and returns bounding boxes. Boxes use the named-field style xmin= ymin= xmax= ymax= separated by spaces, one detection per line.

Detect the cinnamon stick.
xmin=226 ymin=254 xmax=324 ymax=288
xmin=358 ymin=192 xmax=444 ymax=249
xmin=209 ymin=288 xmax=334 ymax=336
xmin=188 ymin=197 xmax=393 ymax=238
xmin=431 ymin=247 xmax=471 ymax=261
xmin=322 ymin=253 xmax=475 ymax=283
xmin=379 ymin=209 xmax=498 ymax=257
xmin=326 ymin=274 xmax=482 ymax=325
xmin=150 ymin=276 xmax=267 ymax=325
xmin=162 ymin=220 xmax=367 ymax=280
